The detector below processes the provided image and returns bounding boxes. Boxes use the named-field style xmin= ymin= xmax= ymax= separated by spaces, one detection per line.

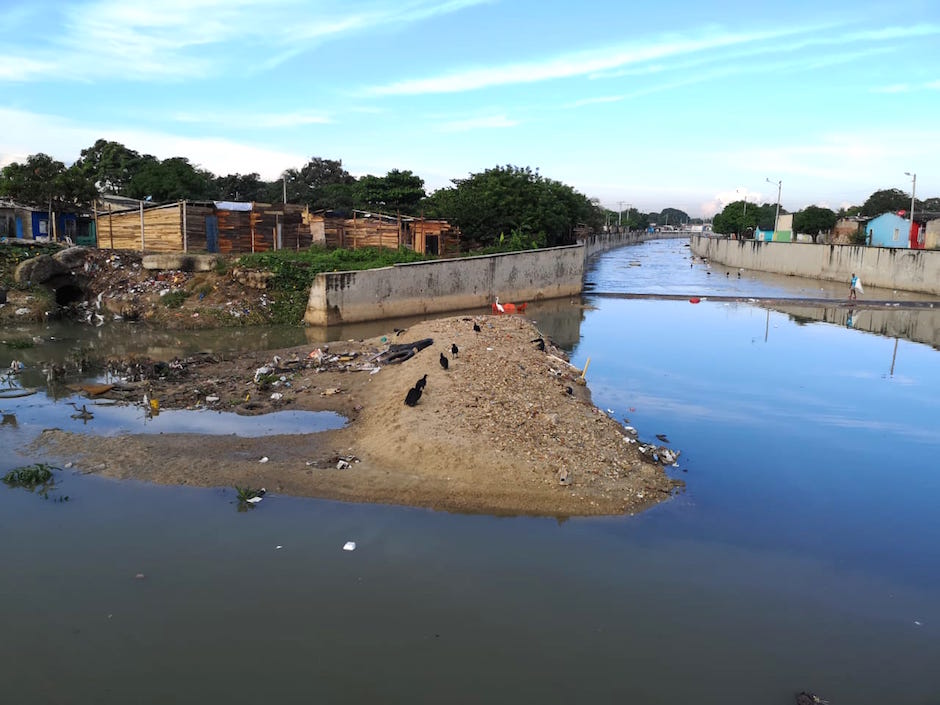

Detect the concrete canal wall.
xmin=304 ymin=230 xmax=669 ymax=325
xmin=690 ymin=236 xmax=940 ymax=296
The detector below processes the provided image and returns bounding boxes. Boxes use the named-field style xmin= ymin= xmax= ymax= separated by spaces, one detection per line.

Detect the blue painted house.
xmin=865 ymin=212 xmax=910 ymax=248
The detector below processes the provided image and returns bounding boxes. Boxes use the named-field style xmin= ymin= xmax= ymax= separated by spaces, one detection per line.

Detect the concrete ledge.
xmin=142 ymin=254 xmax=220 ymax=272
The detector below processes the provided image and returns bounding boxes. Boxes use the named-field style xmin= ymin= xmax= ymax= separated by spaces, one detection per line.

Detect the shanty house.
xmin=0 ymin=200 xmax=95 ymax=244
xmin=95 ymin=201 xmax=310 ymax=253
xmin=303 ymin=209 xmax=459 ymax=255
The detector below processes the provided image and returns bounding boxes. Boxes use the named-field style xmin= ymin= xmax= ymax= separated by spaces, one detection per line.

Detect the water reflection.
xmin=773 ymin=303 xmax=940 ymax=350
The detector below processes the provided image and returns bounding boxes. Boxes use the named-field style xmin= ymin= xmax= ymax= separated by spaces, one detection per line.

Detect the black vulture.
xmin=439 ymin=353 xmax=449 ymax=370
xmin=405 ymin=386 xmax=422 ymax=406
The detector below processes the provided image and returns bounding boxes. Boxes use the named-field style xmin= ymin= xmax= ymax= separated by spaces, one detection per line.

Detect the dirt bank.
xmin=30 ymin=314 xmax=682 ymax=516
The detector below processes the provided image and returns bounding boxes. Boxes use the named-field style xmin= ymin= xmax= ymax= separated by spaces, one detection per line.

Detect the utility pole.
xmin=766 ymin=178 xmax=782 ymax=239
xmin=283 ymin=176 xmax=288 ymax=204
xmin=617 ymin=201 xmax=625 ymax=227
xmin=905 ymin=171 xmax=917 ymax=244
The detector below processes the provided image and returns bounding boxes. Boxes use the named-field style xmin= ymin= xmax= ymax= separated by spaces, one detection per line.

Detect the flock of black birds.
xmin=402 ymin=319 xmax=552 ymax=408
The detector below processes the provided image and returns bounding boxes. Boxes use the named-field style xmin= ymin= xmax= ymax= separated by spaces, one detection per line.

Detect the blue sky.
xmin=1 ymin=0 xmax=938 ymax=217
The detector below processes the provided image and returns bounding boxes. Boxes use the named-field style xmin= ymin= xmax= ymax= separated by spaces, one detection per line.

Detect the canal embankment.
xmin=690 ymin=235 xmax=940 ymax=296
xmin=304 ymin=230 xmax=676 ymax=325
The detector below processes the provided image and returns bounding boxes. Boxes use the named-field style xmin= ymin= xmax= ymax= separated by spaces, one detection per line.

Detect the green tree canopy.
xmin=861 ymin=188 xmax=914 ymax=216
xmin=354 ymin=169 xmax=426 ymax=215
xmin=214 ymin=172 xmax=270 ymax=202
xmin=127 ymin=156 xmax=215 ymax=202
xmin=712 ymin=200 xmax=759 ymax=235
xmin=422 ymin=165 xmax=601 ymax=249
xmin=793 ymin=205 xmax=837 ymax=242
xmin=652 ymin=208 xmax=690 ymax=227
xmin=0 ymin=153 xmax=96 ymax=209
xmin=74 ymin=139 xmax=144 ymax=194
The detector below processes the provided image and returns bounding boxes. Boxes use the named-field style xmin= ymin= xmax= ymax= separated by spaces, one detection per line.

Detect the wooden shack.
xmin=303 ymin=209 xmax=459 ymax=255
xmin=95 ymin=201 xmax=310 ymax=254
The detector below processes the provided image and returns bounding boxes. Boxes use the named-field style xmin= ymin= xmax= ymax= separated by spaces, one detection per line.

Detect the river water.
xmin=2 ymin=239 xmax=939 ymax=704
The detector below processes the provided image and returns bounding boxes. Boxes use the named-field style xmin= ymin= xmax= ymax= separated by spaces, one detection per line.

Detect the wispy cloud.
xmin=436 ymin=114 xmax=519 ymax=132
xmin=0 ymin=107 xmax=305 ymax=178
xmin=0 ymin=0 xmax=492 ymax=82
xmin=365 ymin=24 xmax=836 ymax=95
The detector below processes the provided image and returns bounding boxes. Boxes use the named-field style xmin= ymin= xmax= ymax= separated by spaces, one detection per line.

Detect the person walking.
xmin=849 ymin=273 xmax=861 ymax=301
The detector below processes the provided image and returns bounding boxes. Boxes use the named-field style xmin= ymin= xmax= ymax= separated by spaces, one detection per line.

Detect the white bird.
xmin=494 ymin=296 xmax=505 ymax=313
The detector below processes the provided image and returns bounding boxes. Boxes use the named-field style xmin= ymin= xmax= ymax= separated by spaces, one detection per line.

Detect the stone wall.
xmin=690 ymin=236 xmax=940 ymax=296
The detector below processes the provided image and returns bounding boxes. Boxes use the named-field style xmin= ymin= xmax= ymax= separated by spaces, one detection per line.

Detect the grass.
xmin=237 ymin=246 xmax=430 ymax=324
xmin=161 ymin=290 xmax=190 ymax=308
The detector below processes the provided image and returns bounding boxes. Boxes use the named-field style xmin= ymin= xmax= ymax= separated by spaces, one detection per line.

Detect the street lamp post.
xmin=766 ymin=178 xmax=782 ymax=240
xmin=905 ymin=171 xmax=917 ymax=244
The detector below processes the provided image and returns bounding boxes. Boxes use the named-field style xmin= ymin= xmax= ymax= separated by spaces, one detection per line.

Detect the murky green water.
xmin=2 ymin=240 xmax=939 ymax=704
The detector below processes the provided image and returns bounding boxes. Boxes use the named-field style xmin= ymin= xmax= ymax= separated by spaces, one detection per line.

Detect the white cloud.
xmin=0 ymin=0 xmax=493 ymax=82
xmin=366 ymin=25 xmax=822 ymax=95
xmin=0 ymin=107 xmax=305 ymax=178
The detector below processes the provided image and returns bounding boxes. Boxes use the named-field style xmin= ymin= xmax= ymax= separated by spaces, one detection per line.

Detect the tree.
xmin=421 ymin=165 xmax=601 ymax=249
xmin=127 ymin=156 xmax=215 ymax=202
xmin=0 ymin=153 xmax=96 ymax=209
xmin=214 ymin=172 xmax=270 ymax=202
xmin=861 ymin=188 xmax=915 ymax=216
xmin=793 ymin=205 xmax=837 ymax=243
xmin=712 ymin=200 xmax=757 ymax=235
xmin=280 ymin=157 xmax=357 ymax=209
xmin=74 ymin=139 xmax=144 ymax=194
xmin=653 ymin=208 xmax=690 ymax=227
xmin=354 ymin=169 xmax=425 ymax=215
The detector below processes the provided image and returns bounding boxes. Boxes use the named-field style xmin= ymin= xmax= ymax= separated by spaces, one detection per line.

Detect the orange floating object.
xmin=492 ymin=301 xmax=527 ymax=314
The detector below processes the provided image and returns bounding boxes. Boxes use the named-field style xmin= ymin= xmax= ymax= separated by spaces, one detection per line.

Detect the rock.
xmin=142 ymin=254 xmax=219 ymax=272
xmin=14 ymin=254 xmax=68 ymax=285
xmin=52 ymin=246 xmax=89 ymax=269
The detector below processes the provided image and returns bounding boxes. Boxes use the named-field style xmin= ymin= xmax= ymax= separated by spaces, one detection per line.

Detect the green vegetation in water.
xmin=4 ymin=463 xmax=53 ymax=488
xmin=2 ymin=337 xmax=35 ymax=349
xmin=235 ymin=485 xmax=265 ymax=501
xmin=161 ymin=290 xmax=190 ymax=308
xmin=237 ymin=246 xmax=430 ymax=324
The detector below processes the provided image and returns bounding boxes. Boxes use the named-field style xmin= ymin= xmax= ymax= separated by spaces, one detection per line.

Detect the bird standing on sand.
xmin=473 ymin=322 xmax=481 ymax=332
xmin=494 ymin=296 xmax=505 ymax=313
xmin=405 ymin=386 xmax=422 ymax=406
xmin=451 ymin=343 xmax=459 ymax=357
xmin=415 ymin=374 xmax=427 ymax=392
xmin=440 ymin=352 xmax=449 ymax=370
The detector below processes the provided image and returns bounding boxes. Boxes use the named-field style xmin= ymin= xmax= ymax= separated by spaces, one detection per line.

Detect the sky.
xmin=1 ymin=0 xmax=939 ymax=218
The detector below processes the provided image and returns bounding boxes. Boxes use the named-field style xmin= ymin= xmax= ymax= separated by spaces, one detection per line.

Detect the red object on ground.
xmin=492 ymin=301 xmax=528 ymax=314
xmin=689 ymin=297 xmax=701 ymax=304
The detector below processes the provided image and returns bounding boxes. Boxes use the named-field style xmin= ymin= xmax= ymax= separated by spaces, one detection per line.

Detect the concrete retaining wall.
xmin=304 ymin=231 xmax=690 ymax=325
xmin=305 ymin=245 xmax=586 ymax=325
xmin=690 ymin=236 xmax=940 ymax=296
